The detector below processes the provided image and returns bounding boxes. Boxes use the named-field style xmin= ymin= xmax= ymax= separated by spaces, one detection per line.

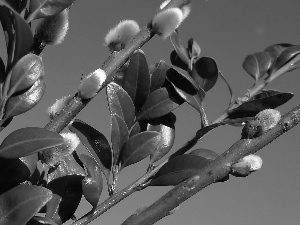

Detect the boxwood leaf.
xmin=150 ymin=60 xmax=169 ymax=92
xmin=120 ymin=131 xmax=161 ymax=169
xmin=0 ymin=127 xmax=63 ymax=159
xmin=69 ymin=119 xmax=112 ymax=181
xmin=136 ymin=87 xmax=180 ymax=120
xmin=79 ymin=154 xmax=103 ymax=188
xmin=228 ymin=90 xmax=293 ymax=119
xmin=123 ymin=49 xmax=151 ymax=110
xmin=0 ymin=5 xmax=33 ymax=73
xmin=111 ymin=113 xmax=129 ymax=165
xmin=265 ymin=43 xmax=295 ymax=60
xmin=4 ymin=78 xmax=46 ymax=118
xmin=28 ymin=0 xmax=76 ymax=21
xmin=242 ymin=52 xmax=273 ymax=81
xmin=107 ymin=82 xmax=135 ymax=130
xmin=0 ymin=184 xmax=52 ymax=225
xmin=189 ymin=148 xmax=219 ymax=160
xmin=149 ymin=154 xmax=212 ymax=186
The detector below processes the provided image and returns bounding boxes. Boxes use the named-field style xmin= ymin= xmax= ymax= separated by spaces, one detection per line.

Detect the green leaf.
xmin=228 ymin=90 xmax=293 ymax=119
xmin=69 ymin=119 xmax=112 ymax=181
xmin=80 ymin=154 xmax=103 ymax=209
xmin=0 ymin=127 xmax=63 ymax=159
xmin=148 ymin=113 xmax=176 ymax=164
xmin=4 ymin=78 xmax=46 ymax=118
xmin=123 ymin=49 xmax=151 ymax=110
xmin=120 ymin=131 xmax=161 ymax=169
xmin=193 ymin=57 xmax=218 ymax=92
xmin=107 ymin=82 xmax=135 ymax=130
xmin=150 ymin=60 xmax=168 ymax=92
xmin=270 ymin=45 xmax=300 ymax=74
xmin=0 ymin=153 xmax=38 ymax=194
xmin=189 ymin=148 xmax=219 ymax=160
xmin=0 ymin=5 xmax=33 ymax=73
xmin=264 ymin=43 xmax=295 ymax=59
xmin=136 ymin=87 xmax=180 ymax=120
xmin=28 ymin=0 xmax=76 ymax=21
xmin=111 ymin=113 xmax=129 ymax=165
xmin=149 ymin=154 xmax=212 ymax=186
xmin=167 ymin=66 xmax=199 ymax=95
xmin=242 ymin=52 xmax=273 ymax=81
xmin=8 ymin=53 xmax=44 ymax=96
xmin=0 ymin=184 xmax=52 ymax=225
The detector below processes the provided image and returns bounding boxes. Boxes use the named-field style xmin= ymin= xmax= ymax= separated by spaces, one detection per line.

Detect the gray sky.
xmin=1 ymin=1 xmax=300 ymax=225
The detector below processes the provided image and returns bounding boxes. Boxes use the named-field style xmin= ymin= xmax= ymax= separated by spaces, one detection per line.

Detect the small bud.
xmin=47 ymin=95 xmax=73 ymax=120
xmin=152 ymin=8 xmax=183 ymax=39
xmin=255 ymin=109 xmax=281 ymax=132
xmin=78 ymin=69 xmax=107 ymax=99
xmin=104 ymin=20 xmax=140 ymax=52
xmin=35 ymin=9 xmax=69 ymax=45
xmin=231 ymin=154 xmax=263 ymax=177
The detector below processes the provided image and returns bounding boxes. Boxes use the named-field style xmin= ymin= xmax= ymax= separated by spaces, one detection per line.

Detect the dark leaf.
xmin=170 ymin=50 xmax=188 ymax=70
xmin=0 ymin=56 xmax=5 ymax=82
xmin=136 ymin=87 xmax=181 ymax=120
xmin=0 ymin=184 xmax=52 ymax=225
xmin=28 ymin=0 xmax=76 ymax=21
xmin=69 ymin=119 xmax=112 ymax=181
xmin=167 ymin=66 xmax=199 ymax=95
xmin=0 ymin=5 xmax=33 ymax=73
xmin=79 ymin=154 xmax=103 ymax=188
xmin=170 ymin=31 xmax=190 ymax=70
xmin=148 ymin=114 xmax=176 ymax=164
xmin=270 ymin=45 xmax=300 ymax=74
xmin=193 ymin=57 xmax=219 ymax=92
xmin=149 ymin=154 xmax=212 ymax=186
xmin=123 ymin=49 xmax=151 ymax=110
xmin=8 ymin=53 xmax=44 ymax=95
xmin=228 ymin=91 xmax=293 ymax=119
xmin=107 ymin=82 xmax=135 ymax=130
xmin=0 ymin=153 xmax=38 ymax=194
xmin=265 ymin=43 xmax=295 ymax=59
xmin=189 ymin=148 xmax=219 ymax=160
xmin=4 ymin=77 xmax=46 ymax=118
xmin=120 ymin=131 xmax=161 ymax=169
xmin=150 ymin=60 xmax=168 ymax=92
xmin=0 ymin=127 xmax=63 ymax=159
xmin=27 ymin=216 xmax=57 ymax=225
xmin=242 ymin=52 xmax=273 ymax=81
xmin=111 ymin=113 xmax=129 ymax=165
xmin=129 ymin=120 xmax=148 ymax=138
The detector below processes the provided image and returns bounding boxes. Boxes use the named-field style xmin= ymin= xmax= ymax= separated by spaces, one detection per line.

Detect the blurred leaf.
xmin=170 ymin=31 xmax=190 ymax=70
xmin=28 ymin=0 xmax=76 ymax=21
xmin=69 ymin=119 xmax=112 ymax=181
xmin=123 ymin=49 xmax=151 ymax=110
xmin=4 ymin=77 xmax=46 ymax=118
xmin=46 ymin=155 xmax=84 ymax=224
xmin=0 ymin=184 xmax=52 ymax=225
xmin=0 ymin=5 xmax=33 ymax=73
xmin=150 ymin=60 xmax=168 ymax=92
xmin=187 ymin=38 xmax=201 ymax=59
xmin=193 ymin=57 xmax=218 ymax=92
xmin=0 ymin=127 xmax=63 ymax=159
xmin=228 ymin=90 xmax=293 ymax=119
xmin=167 ymin=66 xmax=199 ymax=95
xmin=80 ymin=154 xmax=103 ymax=209
xmin=136 ymin=87 xmax=181 ymax=120
xmin=265 ymin=43 xmax=295 ymax=59
xmin=242 ymin=52 xmax=273 ymax=81
xmin=149 ymin=154 xmax=212 ymax=186
xmin=111 ymin=113 xmax=129 ymax=165
xmin=189 ymin=148 xmax=219 ymax=160
xmin=120 ymin=131 xmax=161 ymax=169
xmin=0 ymin=153 xmax=38 ymax=194
xmin=8 ymin=53 xmax=44 ymax=96
xmin=270 ymin=45 xmax=300 ymax=74
xmin=107 ymin=82 xmax=135 ymax=130
xmin=148 ymin=113 xmax=176 ymax=164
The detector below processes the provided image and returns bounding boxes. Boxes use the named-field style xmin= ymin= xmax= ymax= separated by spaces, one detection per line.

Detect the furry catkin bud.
xmin=35 ymin=9 xmax=69 ymax=45
xmin=78 ymin=69 xmax=107 ymax=99
xmin=231 ymin=154 xmax=263 ymax=177
xmin=152 ymin=8 xmax=183 ymax=39
xmin=104 ymin=20 xmax=140 ymax=52
xmin=47 ymin=95 xmax=73 ymax=120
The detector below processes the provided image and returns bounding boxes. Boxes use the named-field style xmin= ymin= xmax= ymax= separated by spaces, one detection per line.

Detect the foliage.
xmin=0 ymin=1 xmax=299 ymax=225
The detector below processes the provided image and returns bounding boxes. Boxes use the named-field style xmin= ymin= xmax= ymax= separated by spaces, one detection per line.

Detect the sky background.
xmin=1 ymin=0 xmax=300 ymax=225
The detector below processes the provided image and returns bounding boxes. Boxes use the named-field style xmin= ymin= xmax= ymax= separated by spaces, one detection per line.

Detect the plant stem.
xmin=121 ymin=105 xmax=300 ymax=225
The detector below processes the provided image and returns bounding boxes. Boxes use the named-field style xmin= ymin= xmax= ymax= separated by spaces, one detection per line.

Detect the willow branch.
xmin=121 ymin=105 xmax=300 ymax=225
